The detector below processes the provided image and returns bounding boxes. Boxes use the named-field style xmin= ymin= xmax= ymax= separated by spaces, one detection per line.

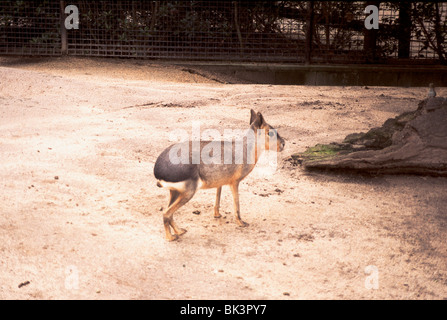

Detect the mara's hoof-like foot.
xmin=175 ymin=228 xmax=187 ymax=236
xmin=214 ymin=208 xmax=222 ymax=219
xmin=236 ymin=219 xmax=249 ymax=227
xmin=166 ymin=234 xmax=179 ymax=242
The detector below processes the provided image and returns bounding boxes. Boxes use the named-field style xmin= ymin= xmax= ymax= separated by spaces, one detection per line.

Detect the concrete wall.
xmin=179 ymin=62 xmax=447 ymax=87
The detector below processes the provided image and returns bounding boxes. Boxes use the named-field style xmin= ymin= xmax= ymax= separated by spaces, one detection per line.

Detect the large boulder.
xmin=301 ymin=97 xmax=447 ymax=176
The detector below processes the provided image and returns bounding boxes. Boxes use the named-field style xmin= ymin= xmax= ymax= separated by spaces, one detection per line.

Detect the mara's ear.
xmin=256 ymin=112 xmax=265 ymax=126
xmin=250 ymin=109 xmax=257 ymax=124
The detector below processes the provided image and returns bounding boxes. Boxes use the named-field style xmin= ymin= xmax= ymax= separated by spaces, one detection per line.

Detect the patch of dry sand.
xmin=0 ymin=56 xmax=446 ymax=299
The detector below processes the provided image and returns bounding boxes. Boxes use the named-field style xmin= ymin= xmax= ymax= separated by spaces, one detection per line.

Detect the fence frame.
xmin=0 ymin=1 xmax=446 ymax=65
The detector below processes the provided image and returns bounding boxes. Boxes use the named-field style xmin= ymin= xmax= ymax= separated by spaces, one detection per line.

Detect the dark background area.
xmin=1 ymin=1 xmax=446 ymax=65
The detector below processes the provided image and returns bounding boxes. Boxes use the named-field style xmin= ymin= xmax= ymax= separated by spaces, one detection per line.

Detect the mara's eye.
xmin=268 ymin=130 xmax=276 ymax=137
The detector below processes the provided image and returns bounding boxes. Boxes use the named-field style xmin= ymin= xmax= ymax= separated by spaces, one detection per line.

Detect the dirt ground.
xmin=0 ymin=56 xmax=446 ymax=300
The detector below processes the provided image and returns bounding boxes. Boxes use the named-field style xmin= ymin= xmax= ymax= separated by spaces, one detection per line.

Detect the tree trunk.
xmin=363 ymin=1 xmax=381 ymax=62
xmin=398 ymin=2 xmax=411 ymax=58
xmin=304 ymin=1 xmax=314 ymax=64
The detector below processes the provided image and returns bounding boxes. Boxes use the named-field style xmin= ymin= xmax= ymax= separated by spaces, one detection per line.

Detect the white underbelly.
xmin=157 ymin=180 xmax=187 ymax=192
xmin=157 ymin=178 xmax=207 ymax=191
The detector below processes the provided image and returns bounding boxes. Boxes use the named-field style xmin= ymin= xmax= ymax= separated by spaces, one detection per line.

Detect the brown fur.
xmin=154 ymin=109 xmax=285 ymax=241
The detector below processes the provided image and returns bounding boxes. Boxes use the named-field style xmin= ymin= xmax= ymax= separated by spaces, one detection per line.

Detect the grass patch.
xmin=296 ymin=143 xmax=352 ymax=162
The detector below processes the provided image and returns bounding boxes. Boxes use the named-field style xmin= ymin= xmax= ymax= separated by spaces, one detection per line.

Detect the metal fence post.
xmin=305 ymin=1 xmax=314 ymax=65
xmin=398 ymin=2 xmax=411 ymax=59
xmin=364 ymin=1 xmax=380 ymax=63
xmin=60 ymin=0 xmax=67 ymax=55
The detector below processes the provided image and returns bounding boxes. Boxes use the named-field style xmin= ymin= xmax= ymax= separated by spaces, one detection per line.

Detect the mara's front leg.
xmin=214 ymin=186 xmax=222 ymax=218
xmin=229 ymin=181 xmax=249 ymax=227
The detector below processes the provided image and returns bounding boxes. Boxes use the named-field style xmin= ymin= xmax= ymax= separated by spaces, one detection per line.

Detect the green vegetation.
xmin=294 ymin=143 xmax=352 ymax=163
xmin=293 ymin=109 xmax=421 ymax=164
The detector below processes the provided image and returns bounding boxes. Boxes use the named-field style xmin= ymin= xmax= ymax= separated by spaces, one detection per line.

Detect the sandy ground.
xmin=0 ymin=56 xmax=446 ymax=300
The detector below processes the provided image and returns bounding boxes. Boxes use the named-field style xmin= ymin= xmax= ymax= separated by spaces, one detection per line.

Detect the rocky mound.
xmin=297 ymin=96 xmax=447 ymax=176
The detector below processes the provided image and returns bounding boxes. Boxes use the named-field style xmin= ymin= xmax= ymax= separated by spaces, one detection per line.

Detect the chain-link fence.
xmin=65 ymin=1 xmax=308 ymax=61
xmin=1 ymin=1 xmax=446 ymax=64
xmin=0 ymin=0 xmax=61 ymax=55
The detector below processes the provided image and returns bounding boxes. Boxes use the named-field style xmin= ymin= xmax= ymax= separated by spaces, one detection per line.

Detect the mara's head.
xmin=249 ymin=109 xmax=285 ymax=152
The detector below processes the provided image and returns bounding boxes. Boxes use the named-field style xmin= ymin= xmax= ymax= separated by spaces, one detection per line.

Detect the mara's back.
xmin=154 ymin=139 xmax=255 ymax=188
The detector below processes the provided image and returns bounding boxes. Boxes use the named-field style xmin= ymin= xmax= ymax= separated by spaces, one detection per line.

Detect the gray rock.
xmin=304 ymin=97 xmax=447 ymax=176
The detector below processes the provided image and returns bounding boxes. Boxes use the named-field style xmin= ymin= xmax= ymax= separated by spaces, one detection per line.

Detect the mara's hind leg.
xmin=168 ymin=190 xmax=180 ymax=207
xmin=166 ymin=190 xmax=186 ymax=236
xmin=163 ymin=184 xmax=197 ymax=241
xmin=214 ymin=186 xmax=222 ymax=218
